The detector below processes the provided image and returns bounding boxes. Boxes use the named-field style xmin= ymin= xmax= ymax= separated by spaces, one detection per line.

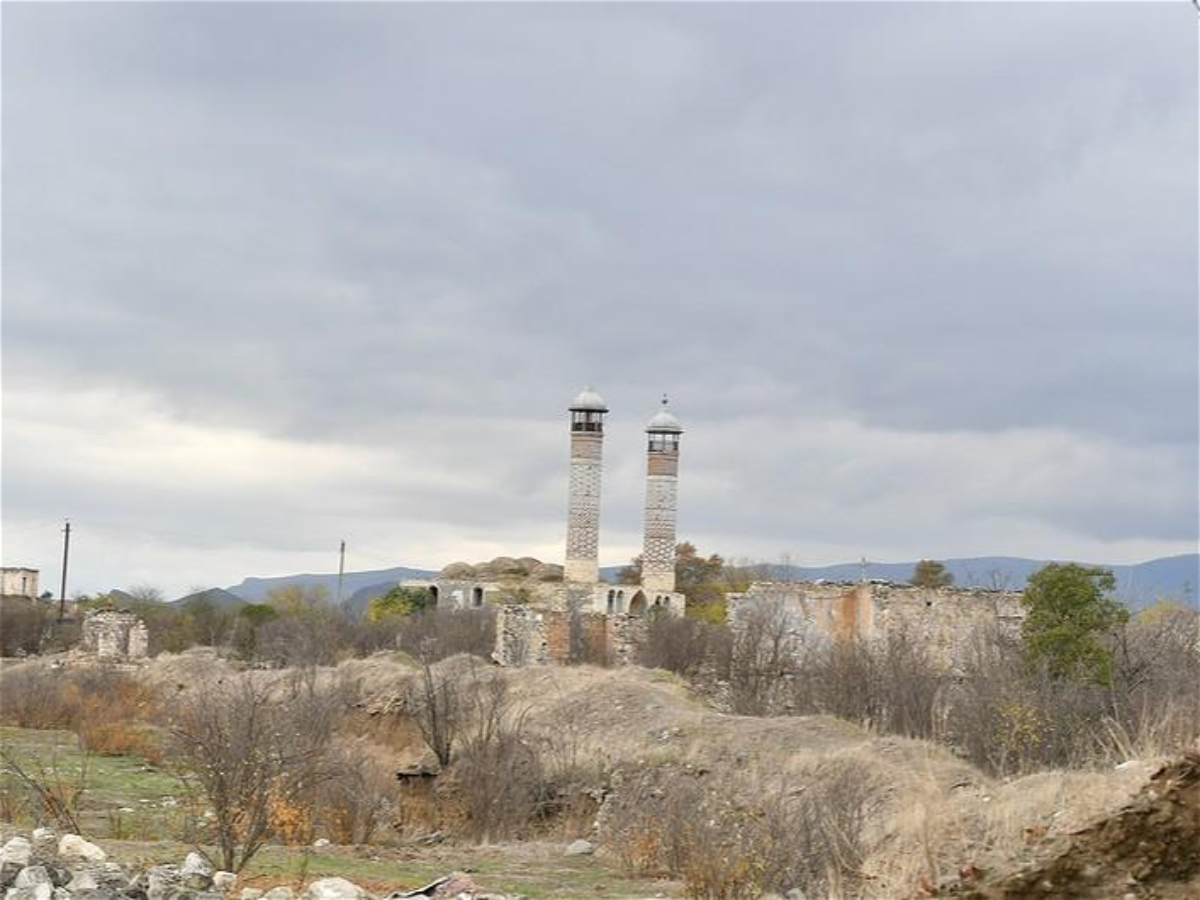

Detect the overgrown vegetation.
xmin=642 ymin=584 xmax=1200 ymax=776
xmin=604 ymin=759 xmax=884 ymax=900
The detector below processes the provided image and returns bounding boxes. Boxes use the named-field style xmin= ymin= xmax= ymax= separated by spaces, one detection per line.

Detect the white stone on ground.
xmin=213 ymin=871 xmax=237 ymax=893
xmin=65 ymin=870 xmax=99 ymax=892
xmin=302 ymin=877 xmax=368 ymax=900
xmin=564 ymin=839 xmax=595 ymax=856
xmin=0 ymin=837 xmax=33 ymax=867
xmin=57 ymin=834 xmax=107 ymax=863
xmin=181 ymin=852 xmax=216 ymax=878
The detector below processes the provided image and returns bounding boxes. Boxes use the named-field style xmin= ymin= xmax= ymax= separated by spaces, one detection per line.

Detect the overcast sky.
xmin=3 ymin=3 xmax=1197 ymax=598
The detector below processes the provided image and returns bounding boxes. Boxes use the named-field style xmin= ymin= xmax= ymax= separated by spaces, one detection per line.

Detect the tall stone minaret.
xmin=564 ymin=387 xmax=608 ymax=583
xmin=641 ymin=395 xmax=683 ymax=594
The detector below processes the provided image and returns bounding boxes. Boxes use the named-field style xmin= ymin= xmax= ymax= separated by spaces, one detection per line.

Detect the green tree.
xmin=366 ymin=586 xmax=432 ymax=622
xmin=1020 ymin=563 xmax=1128 ymax=684
xmin=910 ymin=559 xmax=954 ymax=588
xmin=230 ymin=603 xmax=280 ymax=658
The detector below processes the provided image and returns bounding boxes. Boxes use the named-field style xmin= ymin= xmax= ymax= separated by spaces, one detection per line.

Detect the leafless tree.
xmin=728 ymin=595 xmax=797 ymax=715
xmin=168 ymin=669 xmax=344 ymax=871
xmin=405 ymin=650 xmax=463 ymax=768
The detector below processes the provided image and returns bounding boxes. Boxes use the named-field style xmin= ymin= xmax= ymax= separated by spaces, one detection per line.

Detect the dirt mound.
xmin=943 ymin=753 xmax=1200 ymax=900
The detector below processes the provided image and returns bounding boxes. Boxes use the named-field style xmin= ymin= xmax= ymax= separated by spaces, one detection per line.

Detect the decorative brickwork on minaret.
xmin=641 ymin=396 xmax=683 ymax=594
xmin=564 ymin=387 xmax=608 ymax=583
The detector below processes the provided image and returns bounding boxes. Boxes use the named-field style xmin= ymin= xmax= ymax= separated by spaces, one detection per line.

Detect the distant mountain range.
xmin=225 ymin=566 xmax=435 ymax=605
xmin=208 ymin=554 xmax=1197 ymax=614
xmin=612 ymin=554 xmax=1198 ymax=608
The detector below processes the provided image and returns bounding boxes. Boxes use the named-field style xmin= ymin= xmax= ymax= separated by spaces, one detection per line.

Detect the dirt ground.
xmin=4 ymin=650 xmax=1198 ymax=899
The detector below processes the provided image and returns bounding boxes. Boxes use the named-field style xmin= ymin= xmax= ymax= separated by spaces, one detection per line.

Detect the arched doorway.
xmin=628 ymin=591 xmax=648 ymax=617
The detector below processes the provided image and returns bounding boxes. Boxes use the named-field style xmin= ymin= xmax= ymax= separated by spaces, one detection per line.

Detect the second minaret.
xmin=641 ymin=396 xmax=683 ymax=594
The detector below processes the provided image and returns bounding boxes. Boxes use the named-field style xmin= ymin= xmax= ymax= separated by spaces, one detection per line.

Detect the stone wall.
xmin=727 ymin=581 xmax=1024 ymax=668
xmin=494 ymin=605 xmax=550 ymax=666
xmin=494 ymin=605 xmax=649 ymax=667
xmin=80 ymin=610 xmax=149 ymax=660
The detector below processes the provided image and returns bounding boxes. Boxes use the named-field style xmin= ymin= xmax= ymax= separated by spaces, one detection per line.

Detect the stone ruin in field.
xmin=726 ymin=580 xmax=1026 ymax=669
xmin=79 ymin=610 xmax=149 ymax=661
xmin=395 ymin=387 xmax=1028 ymax=669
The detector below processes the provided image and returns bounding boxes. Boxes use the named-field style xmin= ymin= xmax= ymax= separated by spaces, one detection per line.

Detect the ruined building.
xmin=1 ymin=567 xmax=40 ymax=600
xmin=80 ymin=609 xmax=149 ymax=661
xmin=726 ymin=580 xmax=1025 ymax=669
xmin=405 ymin=388 xmax=686 ymax=665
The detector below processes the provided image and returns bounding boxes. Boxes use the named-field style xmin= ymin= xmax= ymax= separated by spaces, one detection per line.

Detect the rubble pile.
xmin=0 ymin=831 xmax=512 ymax=900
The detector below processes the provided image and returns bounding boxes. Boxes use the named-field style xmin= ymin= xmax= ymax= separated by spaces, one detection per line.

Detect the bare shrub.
xmin=535 ymin=700 xmax=610 ymax=839
xmin=567 ymin=609 xmax=612 ymax=667
xmin=396 ymin=609 xmax=495 ymax=661
xmin=0 ymin=598 xmax=52 ymax=656
xmin=728 ymin=597 xmax=798 ymax=715
xmin=0 ymin=665 xmax=161 ymax=761
xmin=639 ymin=615 xmax=723 ymax=678
xmin=256 ymin=608 xmax=353 ymax=667
xmin=605 ymin=759 xmax=884 ymax=899
xmin=789 ymin=630 xmax=945 ymax=738
xmin=1107 ymin=605 xmax=1200 ymax=757
xmin=405 ymin=654 xmax=463 ymax=768
xmin=168 ymin=669 xmax=345 ymax=871
xmin=0 ymin=665 xmax=69 ymax=728
xmin=317 ymin=742 xmax=396 ymax=844
xmin=453 ymin=667 xmax=543 ymax=842
xmin=942 ymin=625 xmax=1098 ymax=774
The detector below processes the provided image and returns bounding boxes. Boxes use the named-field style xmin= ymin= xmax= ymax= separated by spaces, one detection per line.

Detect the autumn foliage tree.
xmin=617 ymin=541 xmax=731 ymax=618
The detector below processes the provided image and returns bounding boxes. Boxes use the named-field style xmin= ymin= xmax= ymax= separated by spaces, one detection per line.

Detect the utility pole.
xmin=336 ymin=539 xmax=346 ymax=604
xmin=58 ymin=519 xmax=71 ymax=621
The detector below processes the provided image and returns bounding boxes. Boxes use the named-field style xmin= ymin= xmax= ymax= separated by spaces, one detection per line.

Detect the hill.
xmin=226 ymin=566 xmax=435 ymax=604
xmin=171 ymin=586 xmax=248 ymax=611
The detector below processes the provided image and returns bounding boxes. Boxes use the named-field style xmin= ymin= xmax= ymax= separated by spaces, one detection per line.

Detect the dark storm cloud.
xmin=2 ymin=3 xmax=1195 ymax=594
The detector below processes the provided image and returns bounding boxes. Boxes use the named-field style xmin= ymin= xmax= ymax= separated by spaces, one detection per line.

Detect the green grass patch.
xmin=0 ymin=726 xmax=195 ymax=839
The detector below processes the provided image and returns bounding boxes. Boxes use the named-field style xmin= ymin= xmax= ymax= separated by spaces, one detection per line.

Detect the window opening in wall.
xmin=473 ymin=586 xmax=484 ymax=607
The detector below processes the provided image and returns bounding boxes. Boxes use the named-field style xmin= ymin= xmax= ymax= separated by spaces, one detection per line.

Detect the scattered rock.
xmin=65 ymin=871 xmax=98 ymax=893
xmin=301 ymin=878 xmax=367 ymax=900
xmin=57 ymin=837 xmax=106 ymax=865
xmin=211 ymin=872 xmax=237 ymax=894
xmin=1 ymin=839 xmax=33 ymax=868
xmin=11 ymin=866 xmax=54 ymax=900
xmin=239 ymin=890 xmax=263 ymax=900
xmin=261 ymin=887 xmax=295 ymax=900
xmin=179 ymin=854 xmax=214 ymax=890
xmin=564 ymin=840 xmax=595 ymax=857
xmin=29 ymin=832 xmax=56 ymax=857
xmin=16 ymin=868 xmax=53 ymax=888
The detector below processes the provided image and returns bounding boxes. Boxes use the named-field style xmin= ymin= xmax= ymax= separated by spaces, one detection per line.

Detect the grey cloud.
xmin=2 ymin=3 xmax=1195 ymax=593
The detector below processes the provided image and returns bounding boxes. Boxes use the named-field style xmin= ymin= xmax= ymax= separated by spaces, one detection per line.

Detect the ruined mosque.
xmin=408 ymin=386 xmax=1024 ymax=667
xmin=403 ymin=388 xmax=686 ymax=663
